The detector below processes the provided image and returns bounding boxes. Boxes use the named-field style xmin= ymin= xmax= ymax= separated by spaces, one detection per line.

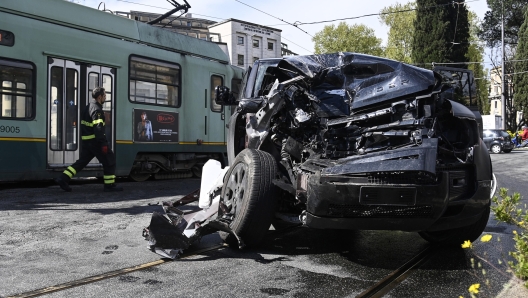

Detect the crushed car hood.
xmin=277 ymin=53 xmax=437 ymax=115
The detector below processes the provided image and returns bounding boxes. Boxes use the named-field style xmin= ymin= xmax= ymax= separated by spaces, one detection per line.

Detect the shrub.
xmin=492 ymin=188 xmax=528 ymax=285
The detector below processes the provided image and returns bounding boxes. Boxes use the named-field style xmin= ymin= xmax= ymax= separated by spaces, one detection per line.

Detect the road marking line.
xmin=7 ymin=244 xmax=225 ymax=298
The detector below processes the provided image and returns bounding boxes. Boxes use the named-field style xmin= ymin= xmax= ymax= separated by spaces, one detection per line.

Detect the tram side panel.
xmin=0 ymin=7 xmax=242 ymax=182
xmin=118 ymin=51 xmax=238 ymax=180
xmin=0 ymin=11 xmax=48 ymax=181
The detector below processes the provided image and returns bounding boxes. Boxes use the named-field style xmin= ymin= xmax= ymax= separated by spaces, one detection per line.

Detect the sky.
xmin=74 ymin=0 xmax=491 ymax=62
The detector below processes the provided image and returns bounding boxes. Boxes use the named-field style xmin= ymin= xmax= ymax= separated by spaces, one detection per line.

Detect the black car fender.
xmin=473 ymin=137 xmax=492 ymax=181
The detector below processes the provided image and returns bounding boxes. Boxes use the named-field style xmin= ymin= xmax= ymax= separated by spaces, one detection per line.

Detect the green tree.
xmin=478 ymin=0 xmax=527 ymax=47
xmin=312 ymin=22 xmax=383 ymax=56
xmin=513 ymin=7 xmax=528 ymax=125
xmin=379 ymin=1 xmax=416 ymax=63
xmin=467 ymin=11 xmax=490 ymax=114
xmin=412 ymin=0 xmax=470 ymax=68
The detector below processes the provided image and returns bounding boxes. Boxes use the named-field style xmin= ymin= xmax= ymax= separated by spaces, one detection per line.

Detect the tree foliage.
xmin=467 ymin=11 xmax=490 ymax=114
xmin=513 ymin=7 xmax=528 ymax=125
xmin=379 ymin=1 xmax=416 ymax=63
xmin=412 ymin=0 xmax=470 ymax=68
xmin=478 ymin=0 xmax=527 ymax=47
xmin=312 ymin=22 xmax=383 ymax=56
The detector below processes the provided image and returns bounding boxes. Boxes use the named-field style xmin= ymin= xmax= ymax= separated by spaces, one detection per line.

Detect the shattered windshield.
xmin=276 ymin=53 xmax=437 ymax=114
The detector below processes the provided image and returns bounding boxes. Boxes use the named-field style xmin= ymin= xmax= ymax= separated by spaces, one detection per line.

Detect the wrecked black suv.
xmin=215 ymin=52 xmax=492 ymax=246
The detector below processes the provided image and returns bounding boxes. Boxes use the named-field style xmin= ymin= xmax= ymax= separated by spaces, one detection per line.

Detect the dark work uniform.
xmin=60 ymin=99 xmax=116 ymax=185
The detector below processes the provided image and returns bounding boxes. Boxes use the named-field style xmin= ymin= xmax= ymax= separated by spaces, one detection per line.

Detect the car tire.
xmin=503 ymin=149 xmax=512 ymax=153
xmin=219 ymin=149 xmax=277 ymax=247
xmin=490 ymin=144 xmax=501 ymax=154
xmin=418 ymin=204 xmax=490 ymax=245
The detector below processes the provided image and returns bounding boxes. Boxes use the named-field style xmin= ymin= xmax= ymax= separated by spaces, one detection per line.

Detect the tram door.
xmin=47 ymin=58 xmax=115 ymax=168
xmin=86 ymin=65 xmax=115 ymax=158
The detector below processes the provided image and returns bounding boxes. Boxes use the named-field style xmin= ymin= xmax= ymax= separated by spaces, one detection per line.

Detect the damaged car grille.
xmin=367 ymin=172 xmax=436 ymax=185
xmin=328 ymin=204 xmax=433 ymax=218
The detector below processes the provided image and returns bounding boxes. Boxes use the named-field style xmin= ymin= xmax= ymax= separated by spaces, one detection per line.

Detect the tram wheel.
xmin=129 ymin=173 xmax=151 ymax=182
xmin=191 ymin=164 xmax=203 ymax=178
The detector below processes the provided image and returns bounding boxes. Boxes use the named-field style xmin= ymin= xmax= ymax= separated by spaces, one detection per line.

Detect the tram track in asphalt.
xmin=356 ymin=245 xmax=437 ymax=298
xmin=6 ymin=244 xmax=227 ymax=298
xmin=7 ymin=228 xmax=438 ymax=298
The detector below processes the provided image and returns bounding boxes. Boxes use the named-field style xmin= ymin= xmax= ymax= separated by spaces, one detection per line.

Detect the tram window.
xmin=102 ymin=74 xmax=113 ymax=110
xmin=64 ymin=68 xmax=78 ymax=151
xmin=0 ymin=60 xmax=34 ymax=120
xmin=231 ymin=78 xmax=242 ymax=101
xmin=129 ymin=56 xmax=180 ymax=107
xmin=50 ymin=66 xmax=64 ymax=150
xmin=88 ymin=72 xmax=99 ymax=100
xmin=210 ymin=75 xmax=223 ymax=112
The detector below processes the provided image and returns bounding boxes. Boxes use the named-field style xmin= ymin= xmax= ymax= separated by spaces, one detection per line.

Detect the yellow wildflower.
xmin=513 ymin=230 xmax=518 ymax=235
xmin=468 ymin=283 xmax=480 ymax=294
xmin=461 ymin=240 xmax=472 ymax=249
xmin=519 ymin=221 xmax=524 ymax=225
xmin=480 ymin=234 xmax=492 ymax=242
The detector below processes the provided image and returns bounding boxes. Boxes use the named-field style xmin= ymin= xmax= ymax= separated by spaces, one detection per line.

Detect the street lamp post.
xmin=501 ymin=0 xmax=506 ymax=130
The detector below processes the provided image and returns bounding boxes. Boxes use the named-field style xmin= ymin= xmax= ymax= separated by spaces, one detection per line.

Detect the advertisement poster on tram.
xmin=133 ymin=109 xmax=179 ymax=142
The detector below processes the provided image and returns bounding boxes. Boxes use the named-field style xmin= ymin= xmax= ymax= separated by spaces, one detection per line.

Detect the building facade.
xmin=208 ymin=19 xmax=282 ymax=69
xmin=488 ymin=67 xmax=521 ymax=126
xmin=489 ymin=67 xmax=502 ymax=116
xmin=117 ymin=12 xmax=289 ymax=69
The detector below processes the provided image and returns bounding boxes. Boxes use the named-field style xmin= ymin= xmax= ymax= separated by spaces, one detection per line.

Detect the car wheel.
xmin=503 ymin=149 xmax=512 ymax=153
xmin=419 ymin=204 xmax=490 ymax=245
xmin=490 ymin=144 xmax=501 ymax=154
xmin=219 ymin=149 xmax=277 ymax=247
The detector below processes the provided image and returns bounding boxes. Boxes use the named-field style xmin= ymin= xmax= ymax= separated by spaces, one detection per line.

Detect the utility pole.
xmin=501 ymin=0 xmax=506 ymax=129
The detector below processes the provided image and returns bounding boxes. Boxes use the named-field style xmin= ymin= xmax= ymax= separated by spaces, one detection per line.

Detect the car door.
xmin=482 ymin=131 xmax=493 ymax=149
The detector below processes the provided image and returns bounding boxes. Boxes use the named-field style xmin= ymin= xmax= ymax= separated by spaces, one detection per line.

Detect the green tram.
xmin=0 ymin=0 xmax=243 ymax=182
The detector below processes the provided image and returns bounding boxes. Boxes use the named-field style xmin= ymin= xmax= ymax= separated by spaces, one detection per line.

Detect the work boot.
xmin=54 ymin=177 xmax=72 ymax=192
xmin=104 ymin=184 xmax=123 ymax=192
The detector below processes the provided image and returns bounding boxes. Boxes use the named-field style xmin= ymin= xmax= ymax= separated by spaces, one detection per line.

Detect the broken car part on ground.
xmin=144 ymin=52 xmax=492 ymax=257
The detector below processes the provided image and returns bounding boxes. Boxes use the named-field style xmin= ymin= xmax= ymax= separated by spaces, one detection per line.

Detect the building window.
xmin=253 ymin=39 xmax=259 ymax=48
xmin=187 ymin=21 xmax=191 ymax=27
xmin=237 ymin=36 xmax=244 ymax=45
xmin=253 ymin=57 xmax=259 ymax=63
xmin=268 ymin=42 xmax=274 ymax=50
xmin=129 ymin=56 xmax=181 ymax=107
xmin=210 ymin=75 xmax=223 ymax=112
xmin=237 ymin=55 xmax=244 ymax=66
xmin=0 ymin=59 xmax=35 ymax=120
xmin=495 ymin=101 xmax=497 ymax=109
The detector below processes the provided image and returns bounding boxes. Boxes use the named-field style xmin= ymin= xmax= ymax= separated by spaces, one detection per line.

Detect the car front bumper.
xmin=501 ymin=141 xmax=514 ymax=150
xmin=302 ymin=141 xmax=491 ymax=232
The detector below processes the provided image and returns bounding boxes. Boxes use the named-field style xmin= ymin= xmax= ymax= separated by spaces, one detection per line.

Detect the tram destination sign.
xmin=0 ymin=30 xmax=15 ymax=47
xmin=133 ymin=109 xmax=179 ymax=143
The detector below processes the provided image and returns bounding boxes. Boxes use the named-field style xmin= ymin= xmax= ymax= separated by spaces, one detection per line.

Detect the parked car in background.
xmin=483 ymin=130 xmax=514 ymax=153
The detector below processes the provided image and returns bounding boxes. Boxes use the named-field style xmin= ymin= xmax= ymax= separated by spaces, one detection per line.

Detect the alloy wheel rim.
xmin=223 ymin=162 xmax=249 ymax=219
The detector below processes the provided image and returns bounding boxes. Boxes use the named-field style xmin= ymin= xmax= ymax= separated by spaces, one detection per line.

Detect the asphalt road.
xmin=0 ymin=150 xmax=527 ymax=298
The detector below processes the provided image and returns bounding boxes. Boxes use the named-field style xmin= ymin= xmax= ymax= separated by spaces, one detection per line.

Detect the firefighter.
xmin=55 ymin=86 xmax=123 ymax=192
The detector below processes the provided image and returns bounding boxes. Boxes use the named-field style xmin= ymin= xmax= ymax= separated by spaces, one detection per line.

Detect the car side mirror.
xmin=214 ymin=86 xmax=237 ymax=106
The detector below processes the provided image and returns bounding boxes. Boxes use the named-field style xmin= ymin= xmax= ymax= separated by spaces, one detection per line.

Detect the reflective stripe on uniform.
xmin=81 ymin=120 xmax=93 ymax=127
xmin=63 ymin=169 xmax=73 ymax=178
xmin=82 ymin=135 xmax=95 ymax=140
xmin=67 ymin=166 xmax=77 ymax=175
xmin=104 ymin=175 xmax=115 ymax=184
xmin=93 ymin=119 xmax=105 ymax=125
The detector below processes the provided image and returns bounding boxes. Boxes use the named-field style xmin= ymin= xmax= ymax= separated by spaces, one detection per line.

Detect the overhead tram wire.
xmin=294 ymin=0 xmax=480 ymax=26
xmin=116 ymin=0 xmax=226 ymax=20
xmin=233 ymin=0 xmax=314 ymax=38
xmin=450 ymin=1 xmax=462 ymax=48
xmin=116 ymin=0 xmax=313 ymax=53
